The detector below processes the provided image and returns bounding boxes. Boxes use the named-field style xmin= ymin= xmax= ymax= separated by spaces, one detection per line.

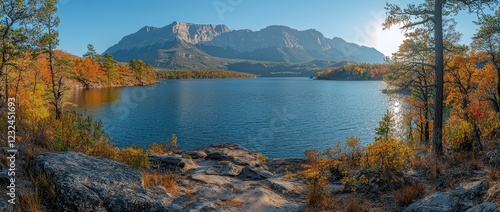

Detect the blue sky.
xmin=57 ymin=0 xmax=486 ymax=57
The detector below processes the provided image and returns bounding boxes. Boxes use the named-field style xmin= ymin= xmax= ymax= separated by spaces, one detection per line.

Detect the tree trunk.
xmin=432 ymin=0 xmax=444 ymax=157
xmin=496 ymin=67 xmax=500 ymax=113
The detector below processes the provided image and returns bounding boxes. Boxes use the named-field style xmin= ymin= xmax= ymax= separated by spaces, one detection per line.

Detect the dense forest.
xmin=156 ymin=69 xmax=256 ymax=79
xmin=316 ymin=63 xmax=390 ymax=80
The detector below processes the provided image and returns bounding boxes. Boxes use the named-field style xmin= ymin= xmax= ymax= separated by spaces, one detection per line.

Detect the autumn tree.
xmin=445 ymin=51 xmax=485 ymax=151
xmin=37 ymin=0 xmax=62 ymax=119
xmin=386 ymin=29 xmax=435 ymax=144
xmin=474 ymin=8 xmax=500 ymax=113
xmin=384 ymin=0 xmax=498 ymax=156
xmin=0 ymin=0 xmax=44 ymax=102
xmin=386 ymin=22 xmax=465 ymax=144
xmin=74 ymin=57 xmax=103 ymax=88
xmin=100 ymin=53 xmax=117 ymax=82
xmin=129 ymin=59 xmax=153 ymax=85
xmin=375 ymin=110 xmax=394 ymax=141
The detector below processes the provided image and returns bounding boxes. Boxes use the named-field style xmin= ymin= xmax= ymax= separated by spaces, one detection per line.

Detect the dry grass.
xmin=490 ymin=169 xmax=499 ymax=181
xmin=306 ymin=181 xmax=328 ymax=209
xmin=346 ymin=197 xmax=364 ymax=212
xmin=16 ymin=172 xmax=55 ymax=212
xmin=395 ymin=181 xmax=426 ymax=207
xmin=24 ymin=148 xmax=46 ymax=164
xmin=257 ymin=153 xmax=268 ymax=163
xmin=16 ymin=190 xmax=41 ymax=212
xmin=142 ymin=171 xmax=179 ymax=194
xmin=214 ymin=199 xmax=245 ymax=208
xmin=283 ymin=168 xmax=298 ymax=179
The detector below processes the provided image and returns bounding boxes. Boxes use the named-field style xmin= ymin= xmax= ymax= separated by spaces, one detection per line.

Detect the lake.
xmin=69 ymin=77 xmax=401 ymax=158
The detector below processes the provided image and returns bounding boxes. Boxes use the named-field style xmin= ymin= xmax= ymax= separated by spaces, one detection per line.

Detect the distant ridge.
xmin=104 ymin=21 xmax=385 ymax=76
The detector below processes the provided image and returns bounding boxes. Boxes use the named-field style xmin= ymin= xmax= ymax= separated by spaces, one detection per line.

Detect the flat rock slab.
xmin=238 ymin=165 xmax=274 ymax=180
xmin=403 ymin=192 xmax=459 ymax=212
xmin=29 ymin=152 xmax=170 ymax=212
xmin=148 ymin=154 xmax=197 ymax=174
xmin=486 ymin=149 xmax=500 ymax=166
xmin=206 ymin=161 xmax=244 ymax=176
xmin=466 ymin=202 xmax=500 ymax=212
xmin=266 ymin=158 xmax=305 ymax=175
xmin=201 ymin=142 xmax=263 ymax=167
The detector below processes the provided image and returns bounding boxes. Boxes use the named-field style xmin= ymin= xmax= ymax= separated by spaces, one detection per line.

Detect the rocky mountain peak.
xmin=103 ymin=21 xmax=386 ymax=67
xmin=170 ymin=21 xmax=231 ymax=44
xmin=104 ymin=21 xmax=231 ymax=54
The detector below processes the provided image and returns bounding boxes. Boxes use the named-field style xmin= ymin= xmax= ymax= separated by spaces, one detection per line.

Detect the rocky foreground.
xmin=19 ymin=143 xmax=307 ymax=211
xmin=4 ymin=142 xmax=500 ymax=211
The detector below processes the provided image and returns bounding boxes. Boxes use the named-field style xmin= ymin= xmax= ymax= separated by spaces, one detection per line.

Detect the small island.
xmin=316 ymin=63 xmax=390 ymax=80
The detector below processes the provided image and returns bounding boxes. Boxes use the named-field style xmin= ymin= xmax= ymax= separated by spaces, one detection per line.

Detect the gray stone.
xmin=148 ymin=154 xmax=197 ymax=174
xmin=466 ymin=202 xmax=500 ymax=212
xmin=264 ymin=178 xmax=307 ymax=199
xmin=451 ymin=181 xmax=489 ymax=210
xmin=28 ymin=152 xmax=170 ymax=212
xmin=486 ymin=149 xmax=500 ymax=167
xmin=265 ymin=158 xmax=305 ymax=175
xmin=202 ymin=142 xmax=263 ymax=167
xmin=238 ymin=165 xmax=274 ymax=181
xmin=404 ymin=192 xmax=459 ymax=212
xmin=182 ymin=150 xmax=207 ymax=159
xmin=206 ymin=161 xmax=243 ymax=176
xmin=0 ymin=201 xmax=8 ymax=212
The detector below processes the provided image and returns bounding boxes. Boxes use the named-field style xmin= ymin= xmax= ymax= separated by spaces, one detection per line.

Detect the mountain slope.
xmin=103 ymin=21 xmax=386 ymax=72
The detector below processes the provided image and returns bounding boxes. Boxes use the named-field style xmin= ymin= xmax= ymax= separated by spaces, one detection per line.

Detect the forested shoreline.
xmin=156 ymin=69 xmax=256 ymax=79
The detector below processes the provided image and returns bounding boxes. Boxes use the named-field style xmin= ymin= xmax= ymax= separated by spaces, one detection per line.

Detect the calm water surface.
xmin=69 ymin=77 xmax=401 ymax=158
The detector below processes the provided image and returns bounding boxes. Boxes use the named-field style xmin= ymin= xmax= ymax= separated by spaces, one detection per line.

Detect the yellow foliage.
xmin=363 ymin=138 xmax=411 ymax=172
xmin=146 ymin=133 xmax=179 ymax=155
xmin=444 ymin=115 xmax=474 ymax=151
xmin=118 ymin=145 xmax=150 ymax=169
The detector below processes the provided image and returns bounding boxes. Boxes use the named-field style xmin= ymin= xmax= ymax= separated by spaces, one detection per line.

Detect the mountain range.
xmin=104 ymin=21 xmax=385 ymax=76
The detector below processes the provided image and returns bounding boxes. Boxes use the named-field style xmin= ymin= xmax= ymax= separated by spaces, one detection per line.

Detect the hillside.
xmin=103 ymin=22 xmax=386 ymax=75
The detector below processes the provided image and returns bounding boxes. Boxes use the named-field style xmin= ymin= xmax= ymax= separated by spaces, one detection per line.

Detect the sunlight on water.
xmin=70 ymin=78 xmax=393 ymax=158
xmin=388 ymin=94 xmax=405 ymax=140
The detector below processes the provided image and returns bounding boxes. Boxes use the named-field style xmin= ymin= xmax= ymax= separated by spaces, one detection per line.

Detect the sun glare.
xmin=371 ymin=26 xmax=406 ymax=57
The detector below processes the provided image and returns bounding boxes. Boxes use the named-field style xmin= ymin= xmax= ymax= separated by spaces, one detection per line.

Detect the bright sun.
xmin=349 ymin=14 xmax=406 ymax=57
xmin=372 ymin=26 xmax=406 ymax=57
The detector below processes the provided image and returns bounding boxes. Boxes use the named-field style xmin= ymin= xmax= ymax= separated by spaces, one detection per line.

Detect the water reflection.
xmin=68 ymin=78 xmax=395 ymax=158
xmin=68 ymin=88 xmax=122 ymax=109
xmin=387 ymin=94 xmax=405 ymax=140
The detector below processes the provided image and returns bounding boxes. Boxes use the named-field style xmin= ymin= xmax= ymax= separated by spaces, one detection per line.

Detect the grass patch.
xmin=16 ymin=190 xmax=41 ymax=212
xmin=257 ymin=153 xmax=268 ymax=163
xmin=490 ymin=169 xmax=499 ymax=181
xmin=214 ymin=199 xmax=245 ymax=208
xmin=142 ymin=171 xmax=179 ymax=195
xmin=395 ymin=181 xmax=426 ymax=207
xmin=346 ymin=197 xmax=364 ymax=212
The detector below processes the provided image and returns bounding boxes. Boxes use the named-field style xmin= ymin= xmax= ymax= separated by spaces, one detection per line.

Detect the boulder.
xmin=486 ymin=149 xmax=500 ymax=167
xmin=265 ymin=158 xmax=305 ymax=175
xmin=148 ymin=154 xmax=197 ymax=174
xmin=264 ymin=178 xmax=307 ymax=199
xmin=450 ymin=181 xmax=488 ymax=210
xmin=404 ymin=192 xmax=459 ymax=212
xmin=206 ymin=161 xmax=243 ymax=176
xmin=182 ymin=150 xmax=207 ymax=159
xmin=238 ymin=165 xmax=274 ymax=181
xmin=466 ymin=202 xmax=500 ymax=212
xmin=201 ymin=142 xmax=263 ymax=167
xmin=28 ymin=152 xmax=170 ymax=212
